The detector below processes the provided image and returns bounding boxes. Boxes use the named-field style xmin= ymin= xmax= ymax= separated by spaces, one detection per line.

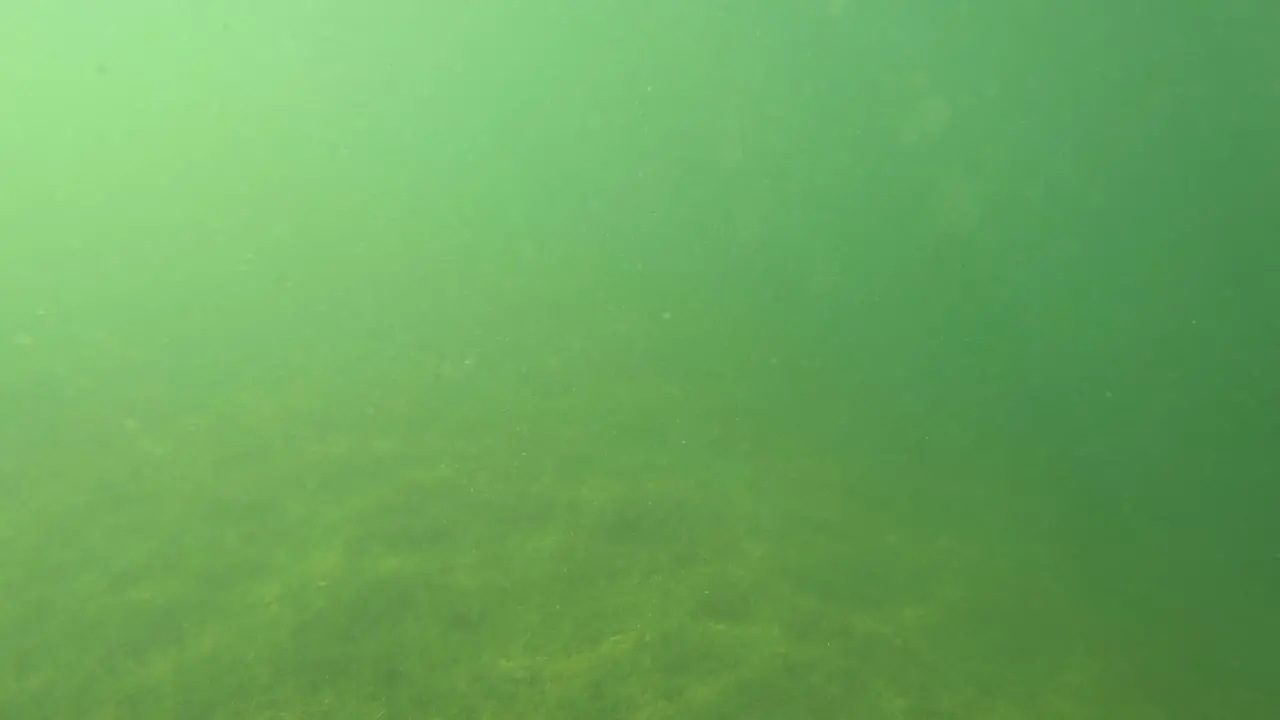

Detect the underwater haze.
xmin=3 ymin=0 xmax=1279 ymax=717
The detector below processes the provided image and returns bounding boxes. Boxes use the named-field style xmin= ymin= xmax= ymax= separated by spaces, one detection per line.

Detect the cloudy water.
xmin=3 ymin=1 xmax=1278 ymax=717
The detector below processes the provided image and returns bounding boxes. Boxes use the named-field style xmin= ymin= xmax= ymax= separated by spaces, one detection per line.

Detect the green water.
xmin=3 ymin=1 xmax=1278 ymax=717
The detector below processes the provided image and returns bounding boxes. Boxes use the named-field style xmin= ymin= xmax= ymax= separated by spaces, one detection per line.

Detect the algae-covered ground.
xmin=0 ymin=357 xmax=1173 ymax=720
